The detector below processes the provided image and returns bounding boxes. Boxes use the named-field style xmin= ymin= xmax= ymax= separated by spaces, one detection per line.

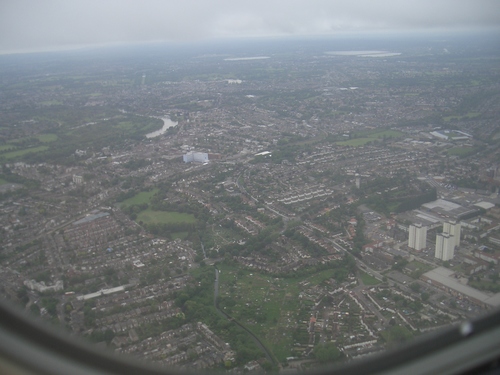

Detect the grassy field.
xmin=305 ymin=268 xmax=343 ymax=286
xmin=1 ymin=112 xmax=164 ymax=163
xmin=359 ymin=271 xmax=381 ymax=285
xmin=116 ymin=121 xmax=138 ymax=130
xmin=0 ymin=146 xmax=49 ymax=160
xmin=137 ymin=209 xmax=196 ymax=225
xmin=217 ymin=264 xmax=301 ymax=362
xmin=337 ymin=129 xmax=403 ymax=147
xmin=352 ymin=129 xmax=403 ymax=139
xmin=215 ymin=263 xmax=358 ymax=362
xmin=337 ymin=137 xmax=374 ymax=146
xmin=0 ymin=178 xmax=8 ymax=186
xmin=443 ymin=112 xmax=481 ymax=122
xmin=447 ymin=147 xmax=480 ymax=157
xmin=37 ymin=134 xmax=58 ymax=143
xmin=407 ymin=261 xmax=433 ymax=277
xmin=120 ymin=189 xmax=158 ymax=208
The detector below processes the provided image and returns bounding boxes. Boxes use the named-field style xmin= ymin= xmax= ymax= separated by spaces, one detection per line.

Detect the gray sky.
xmin=1 ymin=0 xmax=499 ymax=54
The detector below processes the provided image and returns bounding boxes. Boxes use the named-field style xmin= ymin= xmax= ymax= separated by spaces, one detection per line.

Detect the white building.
xmin=73 ymin=175 xmax=83 ymax=184
xmin=435 ymin=232 xmax=455 ymax=261
xmin=443 ymin=220 xmax=461 ymax=247
xmin=408 ymin=223 xmax=427 ymax=251
xmin=183 ymin=152 xmax=209 ymax=163
xmin=24 ymin=279 xmax=64 ymax=293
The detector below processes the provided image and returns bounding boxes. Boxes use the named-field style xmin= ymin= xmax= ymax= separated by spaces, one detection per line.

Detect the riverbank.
xmin=145 ymin=117 xmax=178 ymax=138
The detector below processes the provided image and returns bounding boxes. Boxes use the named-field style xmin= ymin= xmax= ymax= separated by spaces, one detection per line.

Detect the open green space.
xmin=305 ymin=268 xmax=348 ymax=286
xmin=1 ymin=110 xmax=164 ymax=163
xmin=443 ymin=112 xmax=481 ymax=122
xmin=359 ymin=270 xmax=381 ymax=285
xmin=380 ymin=325 xmax=413 ymax=345
xmin=355 ymin=129 xmax=404 ymax=138
xmin=337 ymin=137 xmax=374 ymax=146
xmin=215 ymin=260 xmax=353 ymax=362
xmin=447 ymin=147 xmax=480 ymax=157
xmin=406 ymin=261 xmax=433 ymax=278
xmin=0 ymin=178 xmax=8 ymax=186
xmin=120 ymin=189 xmax=158 ymax=209
xmin=210 ymin=226 xmax=245 ymax=248
xmin=37 ymin=134 xmax=58 ymax=143
xmin=116 ymin=121 xmax=140 ymax=130
xmin=7 ymin=137 xmax=29 ymax=144
xmin=216 ymin=264 xmax=300 ymax=362
xmin=337 ymin=129 xmax=403 ymax=147
xmin=0 ymin=145 xmax=17 ymax=153
xmin=137 ymin=208 xmax=196 ymax=225
xmin=469 ymin=280 xmax=500 ymax=293
xmin=0 ymin=146 xmax=49 ymax=160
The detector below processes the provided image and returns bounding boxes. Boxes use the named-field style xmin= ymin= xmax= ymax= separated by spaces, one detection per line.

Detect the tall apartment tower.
xmin=408 ymin=223 xmax=427 ymax=251
xmin=355 ymin=173 xmax=361 ymax=189
xmin=435 ymin=232 xmax=455 ymax=261
xmin=443 ymin=220 xmax=461 ymax=248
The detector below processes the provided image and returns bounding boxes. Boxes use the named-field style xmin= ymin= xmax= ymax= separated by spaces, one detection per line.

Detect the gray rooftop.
xmin=422 ymin=267 xmax=500 ymax=307
xmin=72 ymin=212 xmax=110 ymax=226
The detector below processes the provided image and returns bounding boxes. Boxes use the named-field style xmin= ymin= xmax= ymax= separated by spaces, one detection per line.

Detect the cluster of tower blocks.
xmin=408 ymin=221 xmax=461 ymax=261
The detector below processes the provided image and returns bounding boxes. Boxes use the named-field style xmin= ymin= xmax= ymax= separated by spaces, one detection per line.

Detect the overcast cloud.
xmin=1 ymin=0 xmax=499 ymax=54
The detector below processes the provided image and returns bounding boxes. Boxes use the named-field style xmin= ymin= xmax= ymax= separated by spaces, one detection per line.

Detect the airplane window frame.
xmin=0 ymin=299 xmax=499 ymax=375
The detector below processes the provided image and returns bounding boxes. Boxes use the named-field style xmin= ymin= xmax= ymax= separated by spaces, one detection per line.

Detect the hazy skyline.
xmin=1 ymin=0 xmax=499 ymax=54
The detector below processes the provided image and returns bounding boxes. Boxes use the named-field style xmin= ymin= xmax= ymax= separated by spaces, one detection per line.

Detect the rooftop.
xmin=422 ymin=267 xmax=500 ymax=307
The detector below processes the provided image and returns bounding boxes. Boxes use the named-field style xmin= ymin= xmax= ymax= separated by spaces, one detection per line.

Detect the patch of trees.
xmin=16 ymin=111 xmax=163 ymax=164
xmin=123 ymin=158 xmax=151 ymax=170
xmin=283 ymin=229 xmax=328 ymax=257
xmin=173 ymin=267 xmax=265 ymax=365
xmin=451 ymin=177 xmax=486 ymax=190
xmin=87 ymin=329 xmax=115 ymax=344
xmin=396 ymin=188 xmax=437 ymax=213
xmin=364 ymin=188 xmax=437 ymax=215
xmin=392 ymin=255 xmax=409 ymax=271
xmin=237 ymin=227 xmax=279 ymax=257
xmin=123 ymin=203 xmax=148 ymax=219
xmin=34 ymin=269 xmax=52 ymax=283
xmin=41 ymin=297 xmax=58 ymax=316
xmin=115 ymin=189 xmax=139 ymax=203
xmin=381 ymin=325 xmax=413 ymax=346
xmin=313 ymin=342 xmax=342 ymax=363
xmin=0 ymin=168 xmax=40 ymax=190
xmin=214 ymin=195 xmax=249 ymax=212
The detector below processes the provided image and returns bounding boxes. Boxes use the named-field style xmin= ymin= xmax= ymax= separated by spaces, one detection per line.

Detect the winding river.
xmin=145 ymin=117 xmax=178 ymax=138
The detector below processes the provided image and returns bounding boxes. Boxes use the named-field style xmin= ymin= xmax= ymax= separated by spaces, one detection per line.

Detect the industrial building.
xmin=408 ymin=223 xmax=427 ymax=251
xmin=421 ymin=267 xmax=500 ymax=308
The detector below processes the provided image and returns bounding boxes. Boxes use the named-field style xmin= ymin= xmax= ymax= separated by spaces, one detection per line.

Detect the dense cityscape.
xmin=0 ymin=32 xmax=500 ymax=372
